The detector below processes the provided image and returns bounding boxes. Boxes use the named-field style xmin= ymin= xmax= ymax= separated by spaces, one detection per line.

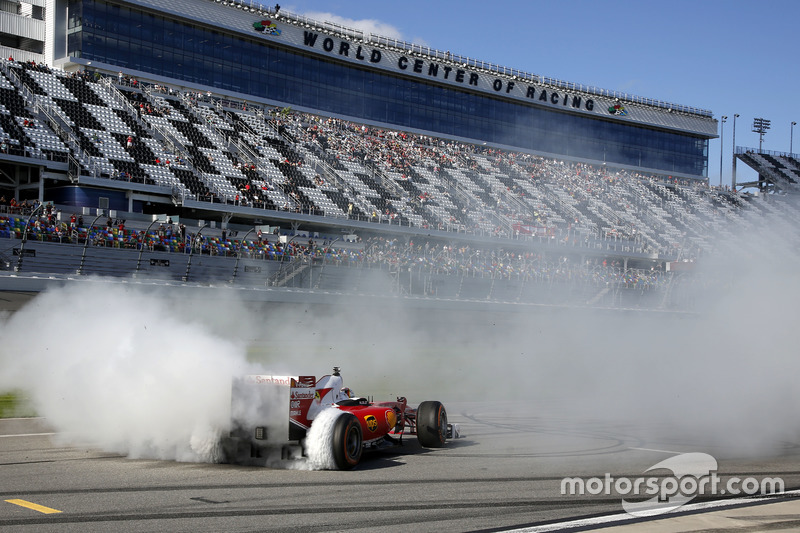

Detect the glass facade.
xmin=68 ymin=0 xmax=708 ymax=176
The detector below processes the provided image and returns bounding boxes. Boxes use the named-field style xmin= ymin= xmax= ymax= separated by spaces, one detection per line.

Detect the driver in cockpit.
xmin=337 ymin=387 xmax=352 ymax=401
xmin=335 ymin=386 xmax=369 ymax=405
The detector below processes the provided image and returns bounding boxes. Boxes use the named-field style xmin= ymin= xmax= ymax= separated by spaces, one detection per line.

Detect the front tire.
xmin=416 ymin=401 xmax=447 ymax=448
xmin=331 ymin=412 xmax=363 ymax=470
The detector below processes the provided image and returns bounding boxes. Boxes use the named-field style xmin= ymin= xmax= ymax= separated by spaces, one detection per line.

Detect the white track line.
xmin=628 ymin=447 xmax=684 ymax=454
xmin=506 ymin=490 xmax=800 ymax=532
xmin=0 ymin=433 xmax=55 ymax=438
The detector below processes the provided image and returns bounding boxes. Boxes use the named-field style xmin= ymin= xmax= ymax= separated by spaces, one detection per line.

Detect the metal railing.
xmin=736 ymin=145 xmax=799 ymax=160
xmin=274 ymin=9 xmax=712 ymax=118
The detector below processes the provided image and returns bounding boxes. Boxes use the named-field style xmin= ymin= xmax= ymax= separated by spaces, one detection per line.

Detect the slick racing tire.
xmin=416 ymin=400 xmax=447 ymax=448
xmin=332 ymin=412 xmax=363 ymax=470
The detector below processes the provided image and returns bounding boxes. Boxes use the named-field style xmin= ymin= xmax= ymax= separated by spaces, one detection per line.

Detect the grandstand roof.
xmin=125 ymin=0 xmax=717 ymax=138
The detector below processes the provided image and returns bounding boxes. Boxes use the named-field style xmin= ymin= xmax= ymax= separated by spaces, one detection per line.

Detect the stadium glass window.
xmin=72 ymin=0 xmax=708 ymax=176
xmin=68 ymin=32 xmax=82 ymax=57
xmin=68 ymin=0 xmax=81 ymax=29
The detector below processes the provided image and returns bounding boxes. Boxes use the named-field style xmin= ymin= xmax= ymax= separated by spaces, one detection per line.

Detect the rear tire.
xmin=331 ymin=412 xmax=363 ymax=470
xmin=416 ymin=401 xmax=447 ymax=448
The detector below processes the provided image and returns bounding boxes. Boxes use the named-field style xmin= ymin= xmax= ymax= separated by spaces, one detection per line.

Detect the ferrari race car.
xmin=220 ymin=367 xmax=460 ymax=470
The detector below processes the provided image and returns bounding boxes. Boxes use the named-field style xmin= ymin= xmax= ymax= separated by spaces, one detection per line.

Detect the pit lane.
xmin=2 ymin=405 xmax=799 ymax=533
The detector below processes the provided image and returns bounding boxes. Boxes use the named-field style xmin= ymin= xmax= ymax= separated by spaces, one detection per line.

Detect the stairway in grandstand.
xmin=0 ymin=63 xmax=70 ymax=161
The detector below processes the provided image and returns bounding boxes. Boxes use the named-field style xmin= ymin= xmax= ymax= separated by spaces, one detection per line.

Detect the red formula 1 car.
xmin=221 ymin=367 xmax=459 ymax=470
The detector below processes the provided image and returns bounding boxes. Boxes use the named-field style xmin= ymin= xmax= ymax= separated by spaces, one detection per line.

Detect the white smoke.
xmin=2 ymin=196 xmax=800 ymax=467
xmin=0 ymin=280 xmax=383 ymax=470
xmin=0 ymin=280 xmax=260 ymax=462
xmin=300 ymin=11 xmax=404 ymax=41
xmin=304 ymin=407 xmax=345 ymax=470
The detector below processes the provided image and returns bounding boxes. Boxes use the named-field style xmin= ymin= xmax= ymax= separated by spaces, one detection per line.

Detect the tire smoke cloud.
xmin=1 ymin=199 xmax=799 ymax=465
xmin=0 ymin=281 xmax=260 ymax=462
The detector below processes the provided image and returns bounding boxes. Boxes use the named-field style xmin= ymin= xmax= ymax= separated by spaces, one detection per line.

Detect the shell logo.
xmin=364 ymin=415 xmax=378 ymax=432
xmin=385 ymin=409 xmax=397 ymax=430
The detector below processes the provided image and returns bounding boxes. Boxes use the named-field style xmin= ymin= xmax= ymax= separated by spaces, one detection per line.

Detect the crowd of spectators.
xmin=280 ymin=111 xmax=717 ymax=260
xmin=0 ymin=208 xmax=669 ymax=292
xmin=353 ymin=236 xmax=665 ymax=289
xmin=0 ymin=60 xmax=747 ymax=266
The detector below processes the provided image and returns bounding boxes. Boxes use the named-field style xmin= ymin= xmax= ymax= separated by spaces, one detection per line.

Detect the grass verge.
xmin=0 ymin=391 xmax=36 ymax=418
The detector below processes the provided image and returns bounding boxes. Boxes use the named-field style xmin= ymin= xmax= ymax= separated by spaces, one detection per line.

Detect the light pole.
xmin=719 ymin=116 xmax=727 ymax=188
xmin=77 ymin=212 xmax=106 ymax=275
xmin=732 ymin=114 xmax=739 ymax=189
xmin=135 ymin=216 xmax=165 ymax=276
xmin=14 ymin=202 xmax=43 ymax=272
xmin=313 ymin=237 xmax=340 ymax=290
xmin=182 ymin=223 xmax=208 ymax=282
xmin=791 ymin=121 xmax=797 ymax=155
xmin=752 ymin=117 xmax=771 ymax=152
xmin=230 ymin=227 xmax=255 ymax=283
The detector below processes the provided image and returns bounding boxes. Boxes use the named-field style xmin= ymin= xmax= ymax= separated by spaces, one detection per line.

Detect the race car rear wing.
xmin=289 ymin=368 xmax=345 ymax=441
xmin=229 ymin=368 xmax=347 ymax=443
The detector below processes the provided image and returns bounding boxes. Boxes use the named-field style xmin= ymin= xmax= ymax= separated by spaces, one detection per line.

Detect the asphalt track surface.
xmin=2 ymin=406 xmax=800 ymax=533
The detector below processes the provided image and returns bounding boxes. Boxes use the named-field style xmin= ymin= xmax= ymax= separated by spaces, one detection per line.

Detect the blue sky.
xmin=280 ymin=0 xmax=799 ymax=187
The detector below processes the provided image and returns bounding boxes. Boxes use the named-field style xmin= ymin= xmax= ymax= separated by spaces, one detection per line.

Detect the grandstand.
xmin=0 ymin=0 xmax=797 ymax=313
xmin=736 ymin=147 xmax=800 ymax=194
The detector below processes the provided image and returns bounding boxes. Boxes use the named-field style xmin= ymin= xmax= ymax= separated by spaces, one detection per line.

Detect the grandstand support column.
xmin=77 ymin=213 xmax=105 ymax=275
xmin=14 ymin=203 xmax=43 ymax=272
xmin=230 ymin=228 xmax=256 ymax=284
xmin=719 ymin=116 xmax=727 ymax=188
xmin=134 ymin=217 xmax=165 ymax=276
xmin=732 ymin=114 xmax=740 ymax=189
xmin=183 ymin=224 xmax=209 ymax=283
